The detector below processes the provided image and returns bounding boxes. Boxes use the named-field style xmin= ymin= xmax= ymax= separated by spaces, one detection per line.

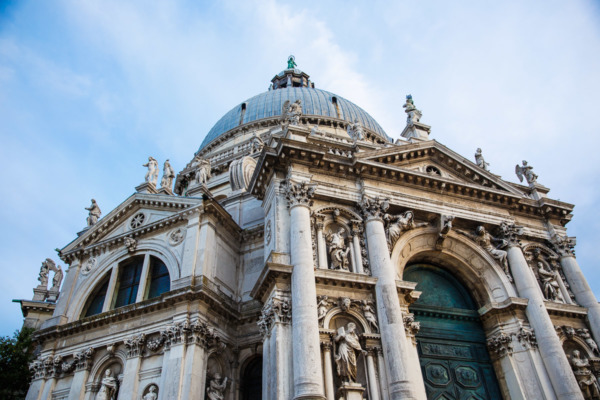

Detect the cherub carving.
xmin=461 ymin=226 xmax=511 ymax=281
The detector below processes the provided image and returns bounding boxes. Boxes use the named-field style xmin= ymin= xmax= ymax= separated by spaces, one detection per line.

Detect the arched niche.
xmin=240 ymin=355 xmax=262 ymax=400
xmin=90 ymin=357 xmax=124 ymax=399
xmin=323 ymin=304 xmax=372 ymax=334
xmin=392 ymin=230 xmax=517 ymax=307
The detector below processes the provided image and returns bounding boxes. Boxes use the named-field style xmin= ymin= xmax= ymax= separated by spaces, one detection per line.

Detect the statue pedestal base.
xmin=32 ymin=287 xmax=48 ymax=301
xmin=135 ymin=182 xmax=158 ymax=194
xmin=47 ymin=289 xmax=59 ymax=303
xmin=338 ymin=382 xmax=364 ymax=400
xmin=158 ymin=187 xmax=174 ymax=196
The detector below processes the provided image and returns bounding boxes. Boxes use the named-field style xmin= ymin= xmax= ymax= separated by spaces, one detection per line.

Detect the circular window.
xmin=425 ymin=165 xmax=441 ymax=176
xmin=130 ymin=213 xmax=146 ymax=229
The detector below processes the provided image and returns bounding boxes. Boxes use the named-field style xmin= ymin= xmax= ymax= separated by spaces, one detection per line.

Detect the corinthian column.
xmin=502 ymin=224 xmax=583 ymax=399
xmin=285 ymin=180 xmax=325 ymax=400
xmin=359 ymin=196 xmax=419 ymax=400
xmin=553 ymin=236 xmax=600 ymax=345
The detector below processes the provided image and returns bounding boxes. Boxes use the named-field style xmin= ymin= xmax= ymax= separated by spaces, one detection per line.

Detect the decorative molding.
xmin=168 ymin=228 xmax=185 ymax=246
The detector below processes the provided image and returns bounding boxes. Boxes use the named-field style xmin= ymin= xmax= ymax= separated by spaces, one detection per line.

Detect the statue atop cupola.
xmin=270 ymin=55 xmax=315 ymax=90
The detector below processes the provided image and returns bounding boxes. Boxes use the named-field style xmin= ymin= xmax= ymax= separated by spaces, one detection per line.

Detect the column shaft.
xmin=322 ymin=346 xmax=335 ymax=400
xmin=352 ymin=234 xmax=363 ymax=274
xmin=364 ymin=218 xmax=418 ymax=399
xmin=290 ymin=204 xmax=325 ymax=399
xmin=507 ymin=246 xmax=582 ymax=399
xmin=317 ymin=227 xmax=328 ymax=269
xmin=118 ymin=356 xmax=142 ymax=399
xmin=366 ymin=352 xmax=381 ymax=400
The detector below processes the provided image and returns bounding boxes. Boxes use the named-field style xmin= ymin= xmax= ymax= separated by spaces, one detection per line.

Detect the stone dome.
xmin=198 ymin=72 xmax=390 ymax=152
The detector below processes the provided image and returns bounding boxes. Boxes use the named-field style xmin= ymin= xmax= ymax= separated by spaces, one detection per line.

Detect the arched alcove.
xmin=328 ymin=314 xmax=368 ymax=394
xmin=240 ymin=356 xmax=262 ymax=400
xmin=405 ymin=264 xmax=502 ymax=399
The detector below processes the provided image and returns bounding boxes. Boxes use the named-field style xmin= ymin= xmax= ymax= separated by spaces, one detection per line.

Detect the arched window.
xmin=81 ymin=254 xmax=171 ymax=318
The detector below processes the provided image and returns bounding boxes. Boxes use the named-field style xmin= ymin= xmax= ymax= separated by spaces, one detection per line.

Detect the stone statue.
xmin=143 ymin=157 xmax=159 ymax=186
xmin=361 ymin=300 xmax=379 ymax=333
xmin=51 ymin=264 xmax=63 ymax=291
xmin=334 ymin=322 xmax=366 ymax=383
xmin=281 ymin=99 xmax=302 ymax=126
xmin=206 ymin=373 xmax=228 ymax=400
xmin=347 ymin=119 xmax=364 ymax=141
xmin=85 ymin=199 xmax=101 ymax=227
xmin=580 ymin=329 xmax=600 ymax=357
xmin=38 ymin=260 xmax=50 ymax=288
xmin=160 ymin=159 xmax=175 ymax=189
xmin=96 ymin=369 xmax=118 ymax=400
xmin=536 ymin=262 xmax=564 ymax=302
xmin=403 ymin=94 xmax=422 ymax=124
xmin=515 ymin=160 xmax=538 ymax=185
xmin=191 ymin=156 xmax=211 ymax=185
xmin=326 ymin=228 xmax=350 ymax=271
xmin=250 ymin=134 xmax=264 ymax=154
xmin=142 ymin=384 xmax=158 ymax=400
xmin=570 ymin=350 xmax=600 ymax=399
xmin=472 ymin=226 xmax=511 ymax=281
xmin=384 ymin=210 xmax=427 ymax=250
xmin=287 ymin=55 xmax=297 ymax=69
xmin=475 ymin=148 xmax=490 ymax=171
xmin=317 ymin=295 xmax=329 ymax=325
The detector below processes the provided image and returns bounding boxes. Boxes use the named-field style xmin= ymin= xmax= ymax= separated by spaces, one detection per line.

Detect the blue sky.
xmin=0 ymin=0 xmax=599 ymax=336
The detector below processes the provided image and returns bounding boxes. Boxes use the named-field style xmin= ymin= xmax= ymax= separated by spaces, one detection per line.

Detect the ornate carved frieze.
xmin=124 ymin=333 xmax=146 ymax=358
xmin=284 ymin=180 xmax=316 ymax=208
xmin=61 ymin=358 xmax=76 ymax=373
xmin=487 ymin=332 xmax=513 ymax=358
xmin=258 ymin=297 xmax=292 ymax=338
xmin=359 ymin=196 xmax=389 ymax=220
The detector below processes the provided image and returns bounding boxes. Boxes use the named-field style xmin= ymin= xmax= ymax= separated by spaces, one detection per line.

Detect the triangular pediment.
xmin=60 ymin=193 xmax=202 ymax=256
xmin=355 ymin=140 xmax=524 ymax=196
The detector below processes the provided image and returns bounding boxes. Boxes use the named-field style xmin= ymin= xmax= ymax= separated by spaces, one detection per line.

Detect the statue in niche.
xmin=347 ymin=119 xmax=364 ymax=141
xmin=515 ymin=160 xmax=538 ymax=185
xmin=317 ymin=295 xmax=330 ymax=325
xmin=570 ymin=350 xmax=600 ymax=399
xmin=85 ymin=199 xmax=102 ymax=227
xmin=160 ymin=159 xmax=175 ymax=189
xmin=536 ymin=261 xmax=564 ymax=302
xmin=142 ymin=385 xmax=158 ymax=400
xmin=191 ymin=156 xmax=211 ymax=185
xmin=96 ymin=369 xmax=118 ymax=400
xmin=384 ymin=210 xmax=427 ymax=250
xmin=361 ymin=300 xmax=379 ymax=333
xmin=580 ymin=329 xmax=600 ymax=357
xmin=403 ymin=94 xmax=422 ymax=124
xmin=143 ymin=156 xmax=159 ymax=186
xmin=326 ymin=227 xmax=350 ymax=271
xmin=475 ymin=148 xmax=490 ymax=171
xmin=206 ymin=373 xmax=228 ymax=400
xmin=334 ymin=322 xmax=366 ymax=383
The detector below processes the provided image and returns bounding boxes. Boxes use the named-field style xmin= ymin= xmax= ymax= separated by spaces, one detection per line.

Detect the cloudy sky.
xmin=0 ymin=0 xmax=599 ymax=336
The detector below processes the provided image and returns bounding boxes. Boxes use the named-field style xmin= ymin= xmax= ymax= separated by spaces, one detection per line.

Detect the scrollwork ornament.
xmin=265 ymin=219 xmax=272 ymax=246
xmin=284 ymin=180 xmax=316 ymax=207
xmin=81 ymin=257 xmax=96 ymax=275
xmin=168 ymin=227 xmax=185 ymax=246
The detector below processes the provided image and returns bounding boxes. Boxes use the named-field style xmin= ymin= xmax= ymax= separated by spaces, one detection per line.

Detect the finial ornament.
xmin=287 ymin=55 xmax=297 ymax=69
xmin=515 ymin=160 xmax=538 ymax=185
xmin=475 ymin=148 xmax=490 ymax=171
xmin=403 ymin=94 xmax=422 ymax=124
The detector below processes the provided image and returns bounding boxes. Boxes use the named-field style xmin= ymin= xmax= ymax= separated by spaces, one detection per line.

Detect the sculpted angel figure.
xmin=335 ymin=322 xmax=366 ymax=383
xmin=143 ymin=156 xmax=159 ymax=186
xmin=206 ymin=373 xmax=228 ymax=400
xmin=570 ymin=350 xmax=600 ymax=400
xmin=96 ymin=369 xmax=118 ymax=400
xmin=317 ymin=295 xmax=330 ymax=325
xmin=85 ymin=199 xmax=101 ymax=227
xmin=515 ymin=160 xmax=538 ymax=185
xmin=470 ymin=226 xmax=511 ymax=281
xmin=347 ymin=119 xmax=364 ymax=141
xmin=160 ymin=159 xmax=175 ymax=189
xmin=361 ymin=300 xmax=379 ymax=333
xmin=384 ymin=210 xmax=427 ymax=250
xmin=51 ymin=264 xmax=63 ymax=291
xmin=326 ymin=228 xmax=350 ymax=271
xmin=475 ymin=148 xmax=490 ymax=171
xmin=281 ymin=99 xmax=302 ymax=126
xmin=536 ymin=262 xmax=564 ymax=302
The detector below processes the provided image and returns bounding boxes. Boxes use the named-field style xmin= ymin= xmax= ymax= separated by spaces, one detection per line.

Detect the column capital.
xmin=284 ymin=180 xmax=317 ymax=208
xmin=486 ymin=331 xmax=513 ymax=359
xmin=124 ymin=333 xmax=146 ymax=358
xmin=551 ymin=234 xmax=577 ymax=257
xmin=498 ymin=221 xmax=524 ymax=248
xmin=258 ymin=297 xmax=292 ymax=338
xmin=313 ymin=213 xmax=325 ymax=230
xmin=359 ymin=196 xmax=389 ymax=221
xmin=74 ymin=347 xmax=96 ymax=371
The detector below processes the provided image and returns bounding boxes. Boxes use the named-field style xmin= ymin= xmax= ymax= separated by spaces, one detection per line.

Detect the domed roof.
xmin=198 ymin=85 xmax=390 ymax=152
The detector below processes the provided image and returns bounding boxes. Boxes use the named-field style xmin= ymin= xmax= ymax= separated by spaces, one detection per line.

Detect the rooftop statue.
xmin=515 ymin=160 xmax=538 ymax=185
xmin=403 ymin=94 xmax=422 ymax=124
xmin=143 ymin=156 xmax=159 ymax=186
xmin=347 ymin=119 xmax=365 ymax=141
xmin=85 ymin=199 xmax=101 ymax=227
xmin=191 ymin=156 xmax=211 ymax=185
xmin=160 ymin=159 xmax=175 ymax=189
xmin=475 ymin=148 xmax=490 ymax=171
xmin=287 ymin=55 xmax=297 ymax=69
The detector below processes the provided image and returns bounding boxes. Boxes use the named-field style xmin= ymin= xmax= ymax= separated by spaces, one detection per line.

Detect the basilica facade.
xmin=18 ymin=59 xmax=600 ymax=400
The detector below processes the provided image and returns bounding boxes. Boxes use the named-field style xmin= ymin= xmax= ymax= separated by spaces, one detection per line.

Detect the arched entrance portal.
xmin=241 ymin=356 xmax=262 ymax=400
xmin=404 ymin=264 xmax=501 ymax=399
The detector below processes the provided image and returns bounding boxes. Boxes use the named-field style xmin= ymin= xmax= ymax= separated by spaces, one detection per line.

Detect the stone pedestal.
xmin=158 ymin=186 xmax=174 ymax=196
xmin=135 ymin=182 xmax=158 ymax=194
xmin=47 ymin=288 xmax=59 ymax=303
xmin=32 ymin=286 xmax=48 ymax=301
xmin=338 ymin=382 xmax=365 ymax=400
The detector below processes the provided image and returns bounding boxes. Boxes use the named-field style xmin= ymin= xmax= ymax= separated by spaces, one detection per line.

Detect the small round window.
xmin=425 ymin=165 xmax=441 ymax=176
xmin=130 ymin=213 xmax=146 ymax=229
